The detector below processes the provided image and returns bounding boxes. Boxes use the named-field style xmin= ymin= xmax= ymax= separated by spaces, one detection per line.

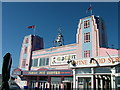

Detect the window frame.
xmin=84 ymin=50 xmax=90 ymax=58
xmin=84 ymin=32 xmax=90 ymax=43
xmin=84 ymin=20 xmax=90 ymax=29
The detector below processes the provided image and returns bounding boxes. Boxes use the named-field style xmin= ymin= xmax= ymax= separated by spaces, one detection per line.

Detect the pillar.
xmin=36 ymin=76 xmax=39 ymax=88
xmin=95 ymin=75 xmax=98 ymax=90
xmin=91 ymin=68 xmax=95 ymax=89
xmin=73 ymin=69 xmax=76 ymax=89
xmin=47 ymin=76 xmax=51 ymax=89
xmin=98 ymin=75 xmax=103 ymax=90
xmin=61 ymin=76 xmax=64 ymax=90
xmin=111 ymin=67 xmax=116 ymax=89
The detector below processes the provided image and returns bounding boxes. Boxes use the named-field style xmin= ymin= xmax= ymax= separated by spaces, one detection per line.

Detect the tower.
xmin=19 ymin=35 xmax=44 ymax=70
xmin=76 ymin=15 xmax=108 ymax=59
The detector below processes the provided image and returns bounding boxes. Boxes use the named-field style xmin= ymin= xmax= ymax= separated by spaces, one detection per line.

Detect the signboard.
xmin=23 ymin=70 xmax=73 ymax=76
xmin=12 ymin=71 xmax=22 ymax=75
xmin=51 ymin=54 xmax=76 ymax=65
xmin=70 ymin=55 xmax=120 ymax=68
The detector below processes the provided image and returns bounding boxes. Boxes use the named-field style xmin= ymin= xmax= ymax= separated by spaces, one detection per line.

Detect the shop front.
xmin=71 ymin=55 xmax=120 ymax=90
xmin=74 ymin=67 xmax=112 ymax=90
xmin=22 ymin=69 xmax=73 ymax=89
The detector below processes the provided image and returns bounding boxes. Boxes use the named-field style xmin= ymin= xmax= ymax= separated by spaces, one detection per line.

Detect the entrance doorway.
xmin=77 ymin=75 xmax=111 ymax=90
xmin=78 ymin=77 xmax=91 ymax=90
xmin=63 ymin=81 xmax=73 ymax=90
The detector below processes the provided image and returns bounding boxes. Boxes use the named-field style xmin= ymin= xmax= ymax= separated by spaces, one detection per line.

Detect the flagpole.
xmin=33 ymin=25 xmax=36 ymax=36
xmin=90 ymin=4 xmax=92 ymax=15
xmin=91 ymin=9 xmax=92 ymax=15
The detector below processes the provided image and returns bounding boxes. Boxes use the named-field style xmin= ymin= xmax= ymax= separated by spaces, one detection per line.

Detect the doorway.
xmin=63 ymin=82 xmax=73 ymax=90
xmin=78 ymin=77 xmax=91 ymax=90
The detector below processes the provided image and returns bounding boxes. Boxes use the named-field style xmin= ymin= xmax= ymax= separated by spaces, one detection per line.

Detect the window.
xmin=41 ymin=58 xmax=45 ymax=66
xmin=32 ymin=57 xmax=49 ymax=67
xmin=84 ymin=20 xmax=90 ymax=28
xmin=22 ymin=60 xmax=26 ymax=68
xmin=84 ymin=32 xmax=90 ymax=43
xmin=84 ymin=50 xmax=90 ymax=58
xmin=39 ymin=58 xmax=42 ymax=66
xmin=39 ymin=58 xmax=49 ymax=66
xmin=45 ymin=58 xmax=49 ymax=65
xmin=32 ymin=59 xmax=38 ymax=67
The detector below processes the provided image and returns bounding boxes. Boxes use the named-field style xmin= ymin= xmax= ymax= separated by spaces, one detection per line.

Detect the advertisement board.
xmin=51 ymin=54 xmax=76 ymax=65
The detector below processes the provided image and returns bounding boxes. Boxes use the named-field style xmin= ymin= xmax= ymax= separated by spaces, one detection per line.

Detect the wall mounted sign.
xmin=12 ymin=71 xmax=22 ymax=75
xmin=22 ymin=69 xmax=73 ymax=76
xmin=70 ymin=55 xmax=120 ymax=68
xmin=51 ymin=54 xmax=76 ymax=65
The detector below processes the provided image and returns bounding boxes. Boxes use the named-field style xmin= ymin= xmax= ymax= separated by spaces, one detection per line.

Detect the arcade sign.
xmin=70 ymin=55 xmax=120 ymax=68
xmin=51 ymin=54 xmax=76 ymax=65
xmin=23 ymin=69 xmax=73 ymax=76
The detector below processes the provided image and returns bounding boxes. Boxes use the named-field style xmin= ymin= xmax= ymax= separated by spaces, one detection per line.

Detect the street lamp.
xmin=89 ymin=58 xmax=100 ymax=66
xmin=89 ymin=58 xmax=95 ymax=63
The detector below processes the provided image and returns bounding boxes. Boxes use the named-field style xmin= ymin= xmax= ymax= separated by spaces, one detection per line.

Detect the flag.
xmin=86 ymin=5 xmax=92 ymax=13
xmin=27 ymin=25 xmax=35 ymax=29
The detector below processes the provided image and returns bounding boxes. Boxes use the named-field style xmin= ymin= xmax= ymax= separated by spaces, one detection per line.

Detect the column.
xmin=100 ymin=75 xmax=103 ymax=90
xmin=111 ymin=67 xmax=116 ymax=89
xmin=91 ymin=68 xmax=95 ymax=89
xmin=47 ymin=76 xmax=51 ymax=89
xmin=35 ymin=76 xmax=39 ymax=88
xmin=61 ymin=76 xmax=64 ymax=90
xmin=73 ymin=69 xmax=76 ymax=89
xmin=95 ymin=75 xmax=98 ymax=90
xmin=111 ymin=75 xmax=116 ymax=89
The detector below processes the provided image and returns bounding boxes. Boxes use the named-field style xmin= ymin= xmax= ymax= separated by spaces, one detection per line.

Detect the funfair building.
xmin=12 ymin=15 xmax=120 ymax=90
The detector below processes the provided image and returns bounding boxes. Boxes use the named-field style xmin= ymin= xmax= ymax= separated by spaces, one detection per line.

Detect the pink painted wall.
xmin=99 ymin=48 xmax=120 ymax=56
xmin=32 ymin=44 xmax=77 ymax=59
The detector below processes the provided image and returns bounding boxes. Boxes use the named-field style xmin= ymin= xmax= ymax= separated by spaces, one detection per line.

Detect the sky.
xmin=0 ymin=2 xmax=119 ymax=74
